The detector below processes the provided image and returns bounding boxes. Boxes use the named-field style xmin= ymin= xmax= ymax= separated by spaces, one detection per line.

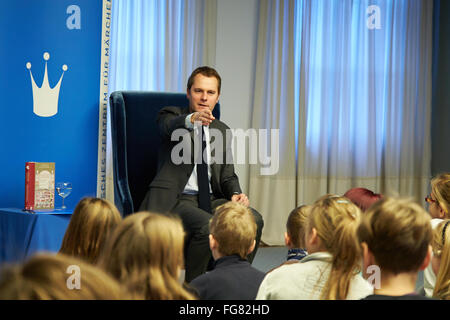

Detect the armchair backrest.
xmin=109 ymin=91 xmax=220 ymax=216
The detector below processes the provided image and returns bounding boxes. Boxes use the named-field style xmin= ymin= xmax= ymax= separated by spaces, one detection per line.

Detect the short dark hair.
xmin=187 ymin=66 xmax=221 ymax=94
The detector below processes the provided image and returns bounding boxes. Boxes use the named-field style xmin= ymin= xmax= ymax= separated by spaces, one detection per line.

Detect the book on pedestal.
xmin=24 ymin=162 xmax=55 ymax=210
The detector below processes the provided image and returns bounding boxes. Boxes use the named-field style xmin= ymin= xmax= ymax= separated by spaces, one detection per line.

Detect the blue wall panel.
xmin=0 ymin=0 xmax=103 ymax=209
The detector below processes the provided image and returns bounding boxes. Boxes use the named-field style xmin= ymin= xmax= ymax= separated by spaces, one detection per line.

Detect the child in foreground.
xmin=0 ymin=253 xmax=131 ymax=299
xmin=256 ymin=195 xmax=373 ymax=300
xmin=284 ymin=205 xmax=311 ymax=262
xmin=267 ymin=205 xmax=311 ymax=274
xmin=59 ymin=197 xmax=122 ymax=264
xmin=358 ymin=197 xmax=434 ymax=300
xmin=423 ymin=173 xmax=450 ymax=296
xmin=430 ymin=219 xmax=450 ymax=300
xmin=189 ymin=202 xmax=265 ymax=300
xmin=98 ymin=211 xmax=196 ymax=300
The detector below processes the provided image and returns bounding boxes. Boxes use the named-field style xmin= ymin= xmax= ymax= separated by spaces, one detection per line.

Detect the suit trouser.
xmin=173 ymin=194 xmax=264 ymax=283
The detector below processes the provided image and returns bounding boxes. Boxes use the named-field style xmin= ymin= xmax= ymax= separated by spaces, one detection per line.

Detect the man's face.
xmin=187 ymin=74 xmax=220 ymax=114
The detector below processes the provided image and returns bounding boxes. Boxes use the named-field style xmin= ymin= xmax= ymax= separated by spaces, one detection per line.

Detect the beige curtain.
xmin=248 ymin=0 xmax=297 ymax=245
xmin=105 ymin=0 xmax=217 ymax=202
xmin=250 ymin=0 xmax=434 ymax=245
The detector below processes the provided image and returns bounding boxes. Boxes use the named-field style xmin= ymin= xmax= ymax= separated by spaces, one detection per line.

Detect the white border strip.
xmin=97 ymin=0 xmax=111 ymax=198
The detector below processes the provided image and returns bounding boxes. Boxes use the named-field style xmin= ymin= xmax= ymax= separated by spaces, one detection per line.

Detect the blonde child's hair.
xmin=307 ymin=195 xmax=362 ymax=300
xmin=431 ymin=173 xmax=450 ymax=218
xmin=0 ymin=253 xmax=130 ymax=299
xmin=210 ymin=201 xmax=256 ymax=260
xmin=432 ymin=219 xmax=450 ymax=300
xmin=286 ymin=205 xmax=311 ymax=248
xmin=358 ymin=197 xmax=432 ymax=274
xmin=59 ymin=197 xmax=122 ymax=264
xmin=98 ymin=211 xmax=195 ymax=300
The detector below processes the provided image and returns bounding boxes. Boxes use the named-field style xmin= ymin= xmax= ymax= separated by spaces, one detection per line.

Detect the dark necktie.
xmin=197 ymin=126 xmax=211 ymax=213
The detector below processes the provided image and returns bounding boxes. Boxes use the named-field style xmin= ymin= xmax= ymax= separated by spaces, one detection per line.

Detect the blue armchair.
xmin=109 ymin=91 xmax=220 ymax=216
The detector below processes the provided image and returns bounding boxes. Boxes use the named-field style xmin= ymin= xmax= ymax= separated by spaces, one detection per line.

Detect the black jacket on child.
xmin=189 ymin=255 xmax=265 ymax=300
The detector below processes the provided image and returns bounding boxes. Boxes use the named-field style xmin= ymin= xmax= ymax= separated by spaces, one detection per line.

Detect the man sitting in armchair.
xmin=140 ymin=66 xmax=264 ymax=282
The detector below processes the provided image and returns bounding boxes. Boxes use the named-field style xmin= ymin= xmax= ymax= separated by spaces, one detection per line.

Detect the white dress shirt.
xmin=182 ymin=114 xmax=212 ymax=195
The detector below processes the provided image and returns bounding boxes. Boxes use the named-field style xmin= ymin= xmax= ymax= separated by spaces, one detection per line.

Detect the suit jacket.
xmin=140 ymin=106 xmax=242 ymax=214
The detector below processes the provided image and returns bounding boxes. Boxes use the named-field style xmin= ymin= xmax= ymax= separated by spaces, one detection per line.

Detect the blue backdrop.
xmin=0 ymin=0 xmax=103 ymax=209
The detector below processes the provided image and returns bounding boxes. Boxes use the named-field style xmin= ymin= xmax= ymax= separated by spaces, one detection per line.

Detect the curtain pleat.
xmin=249 ymin=0 xmax=297 ymax=245
xmin=106 ymin=0 xmax=217 ymax=203
xmin=251 ymin=0 xmax=433 ymax=245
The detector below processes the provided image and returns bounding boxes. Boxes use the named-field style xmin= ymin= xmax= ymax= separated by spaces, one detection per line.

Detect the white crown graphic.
xmin=26 ymin=52 xmax=68 ymax=117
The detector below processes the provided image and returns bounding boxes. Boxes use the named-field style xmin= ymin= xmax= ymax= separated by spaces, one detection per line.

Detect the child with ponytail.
xmin=256 ymin=195 xmax=373 ymax=300
xmin=424 ymin=173 xmax=450 ymax=296
xmin=431 ymin=220 xmax=450 ymax=299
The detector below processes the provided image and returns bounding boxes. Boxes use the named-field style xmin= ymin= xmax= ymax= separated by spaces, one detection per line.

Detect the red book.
xmin=24 ymin=162 xmax=55 ymax=210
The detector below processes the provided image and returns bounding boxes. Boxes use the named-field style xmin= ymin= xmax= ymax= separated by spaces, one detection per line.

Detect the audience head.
xmin=432 ymin=220 xmax=450 ymax=300
xmin=98 ymin=211 xmax=195 ymax=300
xmin=0 ymin=253 xmax=129 ymax=299
xmin=285 ymin=205 xmax=311 ymax=249
xmin=343 ymin=187 xmax=382 ymax=212
xmin=357 ymin=197 xmax=432 ymax=277
xmin=306 ymin=195 xmax=362 ymax=300
xmin=59 ymin=197 xmax=122 ymax=264
xmin=210 ymin=201 xmax=257 ymax=260
xmin=428 ymin=173 xmax=450 ymax=219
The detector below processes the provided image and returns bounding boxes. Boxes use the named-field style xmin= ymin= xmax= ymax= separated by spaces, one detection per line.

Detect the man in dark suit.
xmin=140 ymin=66 xmax=264 ymax=282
